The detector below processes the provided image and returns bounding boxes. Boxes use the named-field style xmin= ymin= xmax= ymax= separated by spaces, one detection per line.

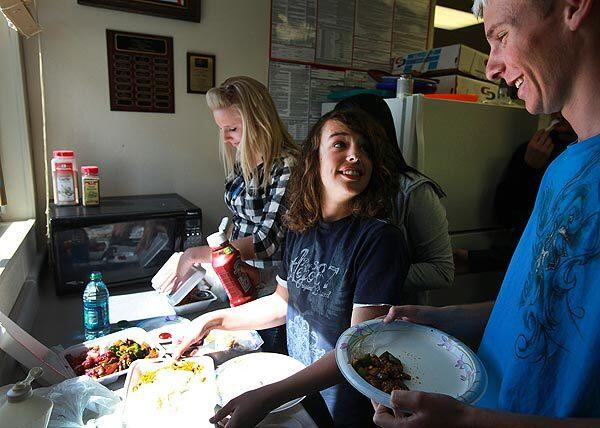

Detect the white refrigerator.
xmin=323 ymin=95 xmax=541 ymax=305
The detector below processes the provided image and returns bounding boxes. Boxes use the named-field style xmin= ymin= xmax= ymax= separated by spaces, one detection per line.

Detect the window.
xmin=0 ymin=20 xmax=36 ymax=221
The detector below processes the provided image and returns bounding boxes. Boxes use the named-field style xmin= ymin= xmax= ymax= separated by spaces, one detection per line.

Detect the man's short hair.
xmin=472 ymin=0 xmax=554 ymax=18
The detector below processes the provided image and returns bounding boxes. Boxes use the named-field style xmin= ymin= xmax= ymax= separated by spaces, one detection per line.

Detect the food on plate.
xmin=132 ymin=360 xmax=207 ymax=391
xmin=126 ymin=360 xmax=215 ymax=427
xmin=203 ymin=330 xmax=238 ymax=349
xmin=66 ymin=339 xmax=159 ymax=378
xmin=352 ymin=351 xmax=411 ymax=393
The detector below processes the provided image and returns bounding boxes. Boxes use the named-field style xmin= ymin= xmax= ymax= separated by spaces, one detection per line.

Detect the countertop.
xmin=25 ymin=269 xmax=318 ymax=427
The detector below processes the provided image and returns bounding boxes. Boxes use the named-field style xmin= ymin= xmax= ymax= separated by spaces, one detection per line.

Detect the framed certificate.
xmin=78 ymin=0 xmax=201 ymax=23
xmin=187 ymin=53 xmax=215 ymax=94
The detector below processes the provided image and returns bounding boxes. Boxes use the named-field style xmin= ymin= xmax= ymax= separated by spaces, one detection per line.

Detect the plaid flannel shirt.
xmin=224 ymin=155 xmax=294 ymax=269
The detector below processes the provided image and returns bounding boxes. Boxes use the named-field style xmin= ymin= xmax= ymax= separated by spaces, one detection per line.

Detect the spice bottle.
xmin=81 ymin=165 xmax=100 ymax=206
xmin=51 ymin=150 xmax=79 ymax=206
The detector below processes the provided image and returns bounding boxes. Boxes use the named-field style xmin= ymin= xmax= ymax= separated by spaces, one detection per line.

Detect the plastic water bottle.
xmin=83 ymin=271 xmax=110 ymax=340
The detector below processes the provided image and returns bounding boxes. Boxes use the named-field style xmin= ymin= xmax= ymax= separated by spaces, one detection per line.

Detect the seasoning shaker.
xmin=51 ymin=150 xmax=79 ymax=206
xmin=81 ymin=165 xmax=100 ymax=206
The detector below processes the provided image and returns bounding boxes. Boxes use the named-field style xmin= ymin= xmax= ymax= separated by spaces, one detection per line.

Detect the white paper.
xmin=109 ymin=291 xmax=175 ymax=324
xmin=392 ymin=0 xmax=432 ymax=58
xmin=269 ymin=61 xmax=311 ymax=142
xmin=315 ymin=0 xmax=355 ymax=67
xmin=309 ymin=68 xmax=345 ymax=119
xmin=352 ymin=0 xmax=394 ymax=70
xmin=271 ymin=0 xmax=317 ymax=62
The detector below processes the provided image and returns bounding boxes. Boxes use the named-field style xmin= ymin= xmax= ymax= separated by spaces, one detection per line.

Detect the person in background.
xmin=453 ymin=112 xmax=577 ymax=274
xmin=335 ymin=94 xmax=453 ymax=303
xmin=372 ymin=0 xmax=600 ymax=426
xmin=170 ymin=76 xmax=299 ymax=353
xmin=174 ymin=109 xmax=409 ymax=427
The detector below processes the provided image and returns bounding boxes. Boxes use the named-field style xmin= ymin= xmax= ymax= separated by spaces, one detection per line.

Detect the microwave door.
xmin=53 ymin=219 xmax=177 ymax=293
xmin=138 ymin=232 xmax=170 ymax=268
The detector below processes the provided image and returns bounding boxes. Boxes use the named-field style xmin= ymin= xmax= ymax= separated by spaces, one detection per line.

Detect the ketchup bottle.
xmin=206 ymin=218 xmax=259 ymax=306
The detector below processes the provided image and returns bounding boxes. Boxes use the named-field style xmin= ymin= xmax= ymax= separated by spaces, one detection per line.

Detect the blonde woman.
xmin=175 ymin=76 xmax=298 ymax=351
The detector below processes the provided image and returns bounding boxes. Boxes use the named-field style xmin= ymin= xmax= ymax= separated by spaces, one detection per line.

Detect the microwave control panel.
xmin=184 ymin=215 xmax=203 ymax=249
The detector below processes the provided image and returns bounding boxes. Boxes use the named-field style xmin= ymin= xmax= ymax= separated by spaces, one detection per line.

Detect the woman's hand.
xmin=172 ymin=246 xmax=210 ymax=293
xmin=172 ymin=314 xmax=215 ymax=359
xmin=209 ymin=387 xmax=279 ymax=428
xmin=372 ymin=390 xmax=471 ymax=428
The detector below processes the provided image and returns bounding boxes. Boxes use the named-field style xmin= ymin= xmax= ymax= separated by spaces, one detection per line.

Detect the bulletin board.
xmin=268 ymin=0 xmax=435 ymax=142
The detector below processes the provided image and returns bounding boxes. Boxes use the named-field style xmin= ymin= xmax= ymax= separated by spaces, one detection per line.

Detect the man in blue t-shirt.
xmin=372 ymin=0 xmax=600 ymax=427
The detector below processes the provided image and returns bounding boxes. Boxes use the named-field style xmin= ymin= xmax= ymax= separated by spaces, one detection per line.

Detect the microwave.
xmin=49 ymin=193 xmax=202 ymax=295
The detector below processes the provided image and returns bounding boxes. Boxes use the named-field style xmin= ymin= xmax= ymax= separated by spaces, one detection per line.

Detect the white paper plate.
xmin=215 ymin=352 xmax=306 ymax=412
xmin=335 ymin=319 xmax=487 ymax=409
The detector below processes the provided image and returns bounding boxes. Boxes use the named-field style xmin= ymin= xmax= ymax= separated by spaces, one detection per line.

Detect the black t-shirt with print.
xmin=277 ymin=216 xmax=409 ymax=427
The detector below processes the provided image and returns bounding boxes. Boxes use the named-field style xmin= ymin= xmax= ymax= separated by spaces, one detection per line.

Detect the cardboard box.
xmin=392 ymin=44 xmax=490 ymax=81
xmin=434 ymin=74 xmax=499 ymax=102
xmin=0 ymin=0 xmax=41 ymax=38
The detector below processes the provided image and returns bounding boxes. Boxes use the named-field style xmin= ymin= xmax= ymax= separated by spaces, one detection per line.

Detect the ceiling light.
xmin=434 ymin=5 xmax=482 ymax=30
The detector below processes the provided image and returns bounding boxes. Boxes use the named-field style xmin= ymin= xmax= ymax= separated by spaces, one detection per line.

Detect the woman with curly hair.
xmin=175 ymin=109 xmax=409 ymax=427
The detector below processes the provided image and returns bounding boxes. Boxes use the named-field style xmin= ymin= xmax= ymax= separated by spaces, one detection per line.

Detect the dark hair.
xmin=334 ymin=94 xmax=420 ymax=177
xmin=285 ymin=109 xmax=399 ymax=233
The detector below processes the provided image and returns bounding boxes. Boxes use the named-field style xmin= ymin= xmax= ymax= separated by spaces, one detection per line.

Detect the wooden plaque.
xmin=106 ymin=30 xmax=174 ymax=113
xmin=79 ymin=0 xmax=200 ymax=23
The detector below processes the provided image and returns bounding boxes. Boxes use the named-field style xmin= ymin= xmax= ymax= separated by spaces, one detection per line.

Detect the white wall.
xmin=23 ymin=0 xmax=270 ymax=234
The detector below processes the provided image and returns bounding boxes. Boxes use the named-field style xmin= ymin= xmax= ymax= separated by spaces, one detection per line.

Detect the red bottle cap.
xmin=81 ymin=166 xmax=99 ymax=174
xmin=53 ymin=150 xmax=75 ymax=158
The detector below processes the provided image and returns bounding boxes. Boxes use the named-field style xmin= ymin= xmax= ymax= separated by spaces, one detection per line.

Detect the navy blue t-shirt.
xmin=277 ymin=216 xmax=409 ymax=427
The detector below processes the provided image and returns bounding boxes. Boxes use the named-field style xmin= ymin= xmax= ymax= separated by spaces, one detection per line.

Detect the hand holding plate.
xmin=372 ymin=390 xmax=471 ymax=428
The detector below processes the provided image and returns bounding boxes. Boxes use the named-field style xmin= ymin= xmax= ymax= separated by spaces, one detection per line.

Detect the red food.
xmin=103 ymin=362 xmax=120 ymax=375
xmin=158 ymin=332 xmax=172 ymax=340
xmin=66 ymin=339 xmax=159 ymax=379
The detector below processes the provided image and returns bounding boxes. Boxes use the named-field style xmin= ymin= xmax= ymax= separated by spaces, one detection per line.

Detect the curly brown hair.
xmin=285 ymin=109 xmax=400 ymax=233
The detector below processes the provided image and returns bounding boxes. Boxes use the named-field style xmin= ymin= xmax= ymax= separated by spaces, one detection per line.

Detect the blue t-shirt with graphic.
xmin=278 ymin=216 xmax=409 ymax=427
xmin=477 ymin=134 xmax=600 ymax=416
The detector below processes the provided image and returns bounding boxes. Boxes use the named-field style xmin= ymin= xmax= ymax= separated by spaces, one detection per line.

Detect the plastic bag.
xmin=33 ymin=376 xmax=121 ymax=427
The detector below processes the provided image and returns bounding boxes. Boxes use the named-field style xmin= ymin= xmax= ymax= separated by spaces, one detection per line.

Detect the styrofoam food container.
xmin=151 ymin=252 xmax=216 ymax=315
xmin=0 ymin=310 xmax=165 ymax=386
xmin=123 ymin=356 xmax=217 ymax=428
xmin=61 ymin=327 xmax=166 ymax=385
xmin=170 ymin=288 xmax=217 ymax=315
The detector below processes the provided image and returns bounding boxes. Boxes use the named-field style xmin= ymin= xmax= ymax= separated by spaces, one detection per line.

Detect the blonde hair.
xmin=206 ymin=76 xmax=298 ymax=190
